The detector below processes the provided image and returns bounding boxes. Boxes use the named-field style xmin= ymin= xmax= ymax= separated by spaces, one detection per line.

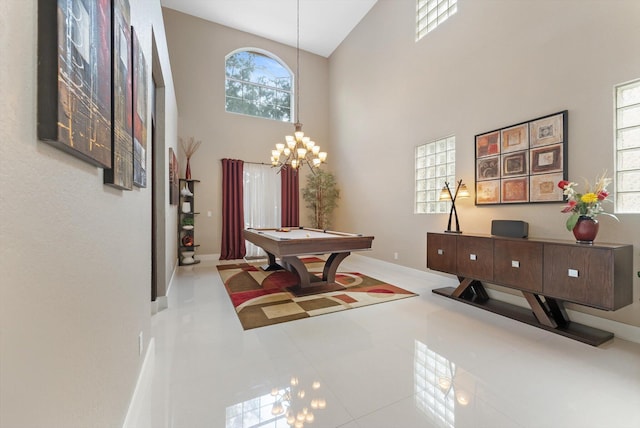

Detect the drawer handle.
xmin=437 ymin=249 xmax=444 ymax=255
xmin=511 ymin=260 xmax=520 ymax=268
xmin=568 ymin=269 xmax=579 ymax=278
xmin=469 ymin=254 xmax=477 ymax=261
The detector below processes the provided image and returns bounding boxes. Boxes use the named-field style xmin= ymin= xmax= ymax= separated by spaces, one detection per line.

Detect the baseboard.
xmin=122 ymin=337 xmax=155 ymax=428
xmin=196 ymin=253 xmax=219 ymax=261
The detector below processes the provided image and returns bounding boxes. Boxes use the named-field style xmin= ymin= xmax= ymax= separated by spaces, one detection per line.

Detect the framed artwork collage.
xmin=475 ymin=110 xmax=568 ymax=205
xmin=37 ymin=0 xmax=148 ymax=191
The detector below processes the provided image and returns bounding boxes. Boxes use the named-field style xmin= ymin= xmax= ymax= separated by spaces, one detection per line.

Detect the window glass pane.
xmin=617 ymin=104 xmax=640 ymax=129
xmin=225 ymin=50 xmax=292 ymax=122
xmin=417 ymin=0 xmax=457 ymax=40
xmin=617 ymin=170 xmax=640 ymax=191
xmin=615 ymin=78 xmax=640 ymax=213
xmin=415 ymin=136 xmax=455 ymax=213
xmin=617 ymin=126 xmax=640 ymax=149
xmin=617 ymin=148 xmax=640 ymax=171
xmin=617 ymin=80 xmax=640 ymax=108
xmin=617 ymin=193 xmax=640 ymax=213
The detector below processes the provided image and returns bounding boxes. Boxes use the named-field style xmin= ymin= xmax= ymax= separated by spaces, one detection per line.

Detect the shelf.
xmin=178 ymin=179 xmax=200 ymax=267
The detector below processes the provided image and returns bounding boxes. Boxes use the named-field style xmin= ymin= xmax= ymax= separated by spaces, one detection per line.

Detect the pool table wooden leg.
xmin=323 ymin=252 xmax=350 ymax=282
xmin=283 ymin=254 xmax=348 ymax=297
xmin=260 ymin=251 xmax=283 ymax=271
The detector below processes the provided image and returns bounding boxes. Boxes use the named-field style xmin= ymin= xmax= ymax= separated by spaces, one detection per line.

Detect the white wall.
xmin=329 ymin=0 xmax=640 ymax=326
xmin=0 ymin=0 xmax=178 ymax=426
xmin=162 ymin=8 xmax=330 ymax=255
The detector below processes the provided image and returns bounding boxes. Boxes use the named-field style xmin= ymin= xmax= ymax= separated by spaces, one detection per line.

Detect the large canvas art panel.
xmin=132 ymin=27 xmax=148 ymax=188
xmin=37 ymin=0 xmax=112 ymax=167
xmin=104 ymin=0 xmax=133 ymax=189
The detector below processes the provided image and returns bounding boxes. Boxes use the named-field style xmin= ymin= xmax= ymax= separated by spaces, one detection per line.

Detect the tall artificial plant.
xmin=302 ymin=170 xmax=340 ymax=229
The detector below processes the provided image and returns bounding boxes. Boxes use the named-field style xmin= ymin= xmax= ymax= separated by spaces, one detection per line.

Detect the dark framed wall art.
xmin=475 ymin=110 xmax=568 ymax=205
xmin=104 ymin=0 xmax=133 ymax=190
xmin=132 ymin=27 xmax=148 ymax=188
xmin=37 ymin=0 xmax=112 ymax=167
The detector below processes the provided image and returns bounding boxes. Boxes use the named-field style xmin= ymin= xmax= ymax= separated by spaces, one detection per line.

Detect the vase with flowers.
xmin=558 ymin=172 xmax=618 ymax=244
xmin=180 ymin=136 xmax=202 ymax=180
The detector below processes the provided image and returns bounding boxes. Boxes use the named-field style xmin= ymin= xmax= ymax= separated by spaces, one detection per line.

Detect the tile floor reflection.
xmin=139 ymin=256 xmax=640 ymax=428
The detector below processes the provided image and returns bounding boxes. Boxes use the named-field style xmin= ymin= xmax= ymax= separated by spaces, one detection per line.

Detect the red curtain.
xmin=220 ymin=159 xmax=246 ymax=260
xmin=281 ymin=167 xmax=300 ymax=227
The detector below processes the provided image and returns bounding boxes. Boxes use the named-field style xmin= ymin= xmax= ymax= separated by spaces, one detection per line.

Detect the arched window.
xmin=225 ymin=49 xmax=293 ymax=122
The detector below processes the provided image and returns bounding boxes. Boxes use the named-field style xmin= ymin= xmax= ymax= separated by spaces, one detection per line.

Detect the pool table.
xmin=243 ymin=227 xmax=375 ymax=296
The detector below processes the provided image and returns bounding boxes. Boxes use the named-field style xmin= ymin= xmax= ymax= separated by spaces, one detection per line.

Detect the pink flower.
xmin=561 ymin=200 xmax=577 ymax=213
xmin=597 ymin=190 xmax=609 ymax=200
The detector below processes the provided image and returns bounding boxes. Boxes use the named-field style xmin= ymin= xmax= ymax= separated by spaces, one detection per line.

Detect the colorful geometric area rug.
xmin=217 ymin=257 xmax=418 ymax=330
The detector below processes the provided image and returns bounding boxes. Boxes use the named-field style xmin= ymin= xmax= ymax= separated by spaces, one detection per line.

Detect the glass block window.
xmin=225 ymin=49 xmax=292 ymax=122
xmin=416 ymin=0 xmax=458 ymax=41
xmin=615 ymin=78 xmax=640 ymax=213
xmin=415 ymin=136 xmax=455 ymax=214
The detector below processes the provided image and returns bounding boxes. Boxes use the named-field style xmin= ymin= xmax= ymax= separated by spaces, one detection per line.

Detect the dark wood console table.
xmin=427 ymin=233 xmax=633 ymax=346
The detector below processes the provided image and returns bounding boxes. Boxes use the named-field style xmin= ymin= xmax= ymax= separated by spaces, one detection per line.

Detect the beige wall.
xmin=162 ymin=8 xmax=330 ymax=255
xmin=0 ymin=0 xmax=178 ymax=426
xmin=329 ymin=0 xmax=640 ymax=326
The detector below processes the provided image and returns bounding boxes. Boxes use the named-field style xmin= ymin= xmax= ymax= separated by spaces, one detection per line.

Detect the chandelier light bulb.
xmin=284 ymin=148 xmax=291 ymax=156
xmin=312 ymin=146 xmax=320 ymax=155
xmin=312 ymin=158 xmax=321 ymax=167
xmin=297 ymin=148 xmax=307 ymax=158
xmin=318 ymin=152 xmax=327 ymax=162
xmin=295 ymin=130 xmax=304 ymax=140
xmin=306 ymin=140 xmax=315 ymax=149
xmin=276 ymin=143 xmax=285 ymax=152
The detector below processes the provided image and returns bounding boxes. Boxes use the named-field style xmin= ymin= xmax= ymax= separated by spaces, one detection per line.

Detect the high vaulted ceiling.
xmin=160 ymin=0 xmax=378 ymax=57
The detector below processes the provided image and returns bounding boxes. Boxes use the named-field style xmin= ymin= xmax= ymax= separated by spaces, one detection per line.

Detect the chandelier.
xmin=271 ymin=0 xmax=327 ymax=172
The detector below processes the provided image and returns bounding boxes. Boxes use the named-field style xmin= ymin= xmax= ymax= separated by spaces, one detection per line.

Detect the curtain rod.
xmin=220 ymin=159 xmax=271 ymax=166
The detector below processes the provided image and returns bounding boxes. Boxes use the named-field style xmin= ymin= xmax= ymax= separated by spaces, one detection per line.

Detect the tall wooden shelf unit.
xmin=427 ymin=232 xmax=633 ymax=346
xmin=178 ymin=179 xmax=200 ymax=266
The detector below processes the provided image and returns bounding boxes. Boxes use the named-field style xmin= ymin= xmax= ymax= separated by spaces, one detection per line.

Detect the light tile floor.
xmin=142 ymin=256 xmax=640 ymax=428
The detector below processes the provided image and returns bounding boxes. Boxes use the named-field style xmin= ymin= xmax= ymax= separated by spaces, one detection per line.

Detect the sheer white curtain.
xmin=243 ymin=163 xmax=281 ymax=259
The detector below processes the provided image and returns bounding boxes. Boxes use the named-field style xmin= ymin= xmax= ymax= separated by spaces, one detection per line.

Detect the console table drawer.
xmin=456 ymin=236 xmax=493 ymax=281
xmin=494 ymin=240 xmax=543 ymax=292
xmin=543 ymin=244 xmax=629 ymax=310
xmin=426 ymin=233 xmax=457 ymax=274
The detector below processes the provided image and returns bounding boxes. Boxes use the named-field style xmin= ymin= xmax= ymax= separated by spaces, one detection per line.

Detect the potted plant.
xmin=302 ymin=170 xmax=340 ymax=229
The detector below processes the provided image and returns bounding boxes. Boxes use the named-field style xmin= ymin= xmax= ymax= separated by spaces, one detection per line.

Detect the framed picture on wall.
xmin=530 ymin=112 xmax=565 ymax=147
xmin=37 ymin=0 xmax=112 ymax=168
xmin=474 ymin=110 xmax=568 ymax=205
xmin=132 ymin=27 xmax=148 ymax=188
xmin=475 ymin=131 xmax=501 ymax=158
xmin=104 ymin=0 xmax=134 ymax=190
xmin=501 ymin=123 xmax=529 ymax=153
